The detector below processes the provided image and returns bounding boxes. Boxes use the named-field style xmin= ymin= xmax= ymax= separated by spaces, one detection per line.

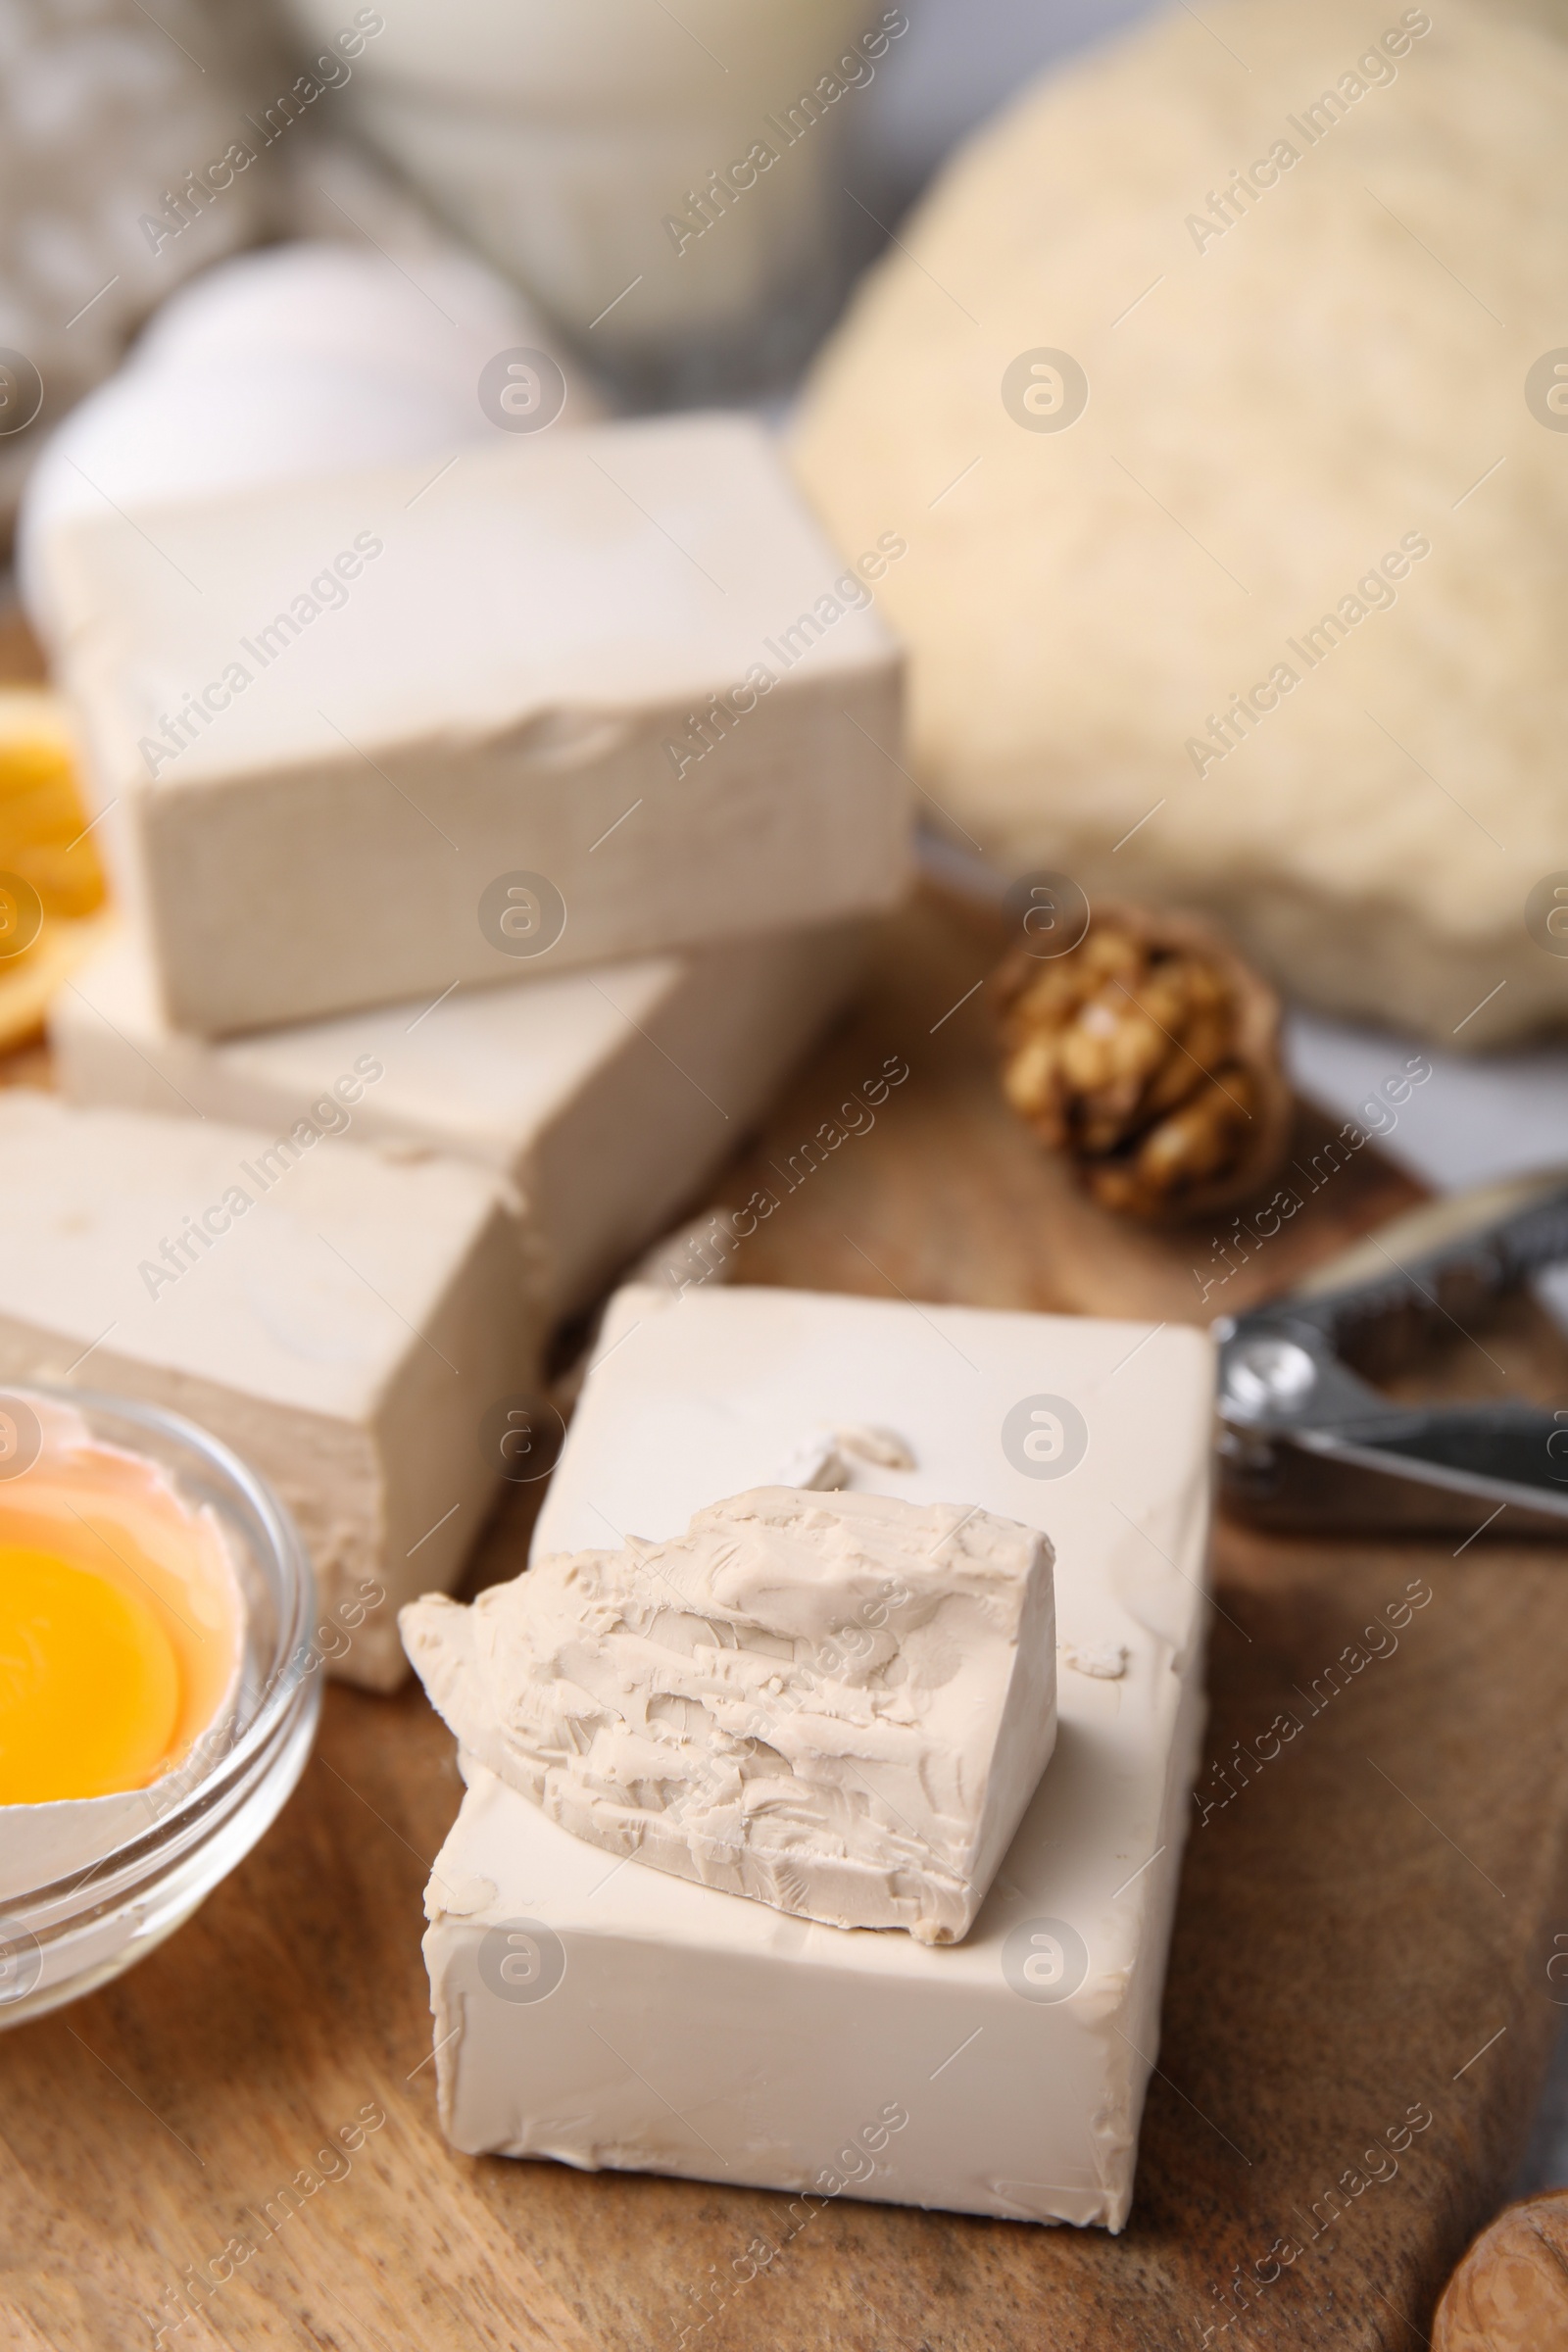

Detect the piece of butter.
xmin=42 ymin=413 xmax=909 ymax=1037
xmin=421 ymin=1283 xmax=1215 ymax=2226
xmin=0 ymin=1096 xmax=535 ymax=1689
xmin=404 ymin=1485 xmax=1056 ymax=1944
xmin=50 ymin=916 xmax=866 ymax=1317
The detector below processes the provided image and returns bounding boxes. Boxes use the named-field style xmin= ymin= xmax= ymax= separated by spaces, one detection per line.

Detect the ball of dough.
xmin=791 ymin=0 xmax=1568 ymax=1046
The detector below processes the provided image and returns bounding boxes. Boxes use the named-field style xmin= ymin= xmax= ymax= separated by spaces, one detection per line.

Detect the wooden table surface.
xmin=4 ymin=885 xmax=1568 ymax=2352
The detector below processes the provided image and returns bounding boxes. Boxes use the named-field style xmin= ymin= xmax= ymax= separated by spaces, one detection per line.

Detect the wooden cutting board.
xmin=3 ymin=885 xmax=1567 ymax=2352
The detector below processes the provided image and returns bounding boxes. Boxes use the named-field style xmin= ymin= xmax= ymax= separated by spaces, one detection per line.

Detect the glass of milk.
xmin=280 ymin=0 xmax=904 ymax=401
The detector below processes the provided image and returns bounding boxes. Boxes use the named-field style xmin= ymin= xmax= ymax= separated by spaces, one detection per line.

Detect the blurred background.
xmin=0 ymin=0 xmax=1128 ymax=489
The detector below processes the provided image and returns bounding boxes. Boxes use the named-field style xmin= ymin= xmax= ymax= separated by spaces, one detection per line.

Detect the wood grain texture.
xmin=2 ymin=888 xmax=1566 ymax=2352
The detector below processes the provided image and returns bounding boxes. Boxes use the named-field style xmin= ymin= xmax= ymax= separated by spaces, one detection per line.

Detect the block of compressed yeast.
xmin=50 ymin=916 xmax=867 ymax=1317
xmin=42 ymin=412 xmax=909 ymax=1036
xmin=404 ymin=1485 xmax=1056 ymax=1943
xmin=0 ymin=1096 xmax=535 ymax=1689
xmin=420 ymin=1284 xmax=1215 ymax=2225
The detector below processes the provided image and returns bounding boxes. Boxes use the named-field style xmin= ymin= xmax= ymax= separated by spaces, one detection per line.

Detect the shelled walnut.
xmin=993 ymin=902 xmax=1292 ymax=1220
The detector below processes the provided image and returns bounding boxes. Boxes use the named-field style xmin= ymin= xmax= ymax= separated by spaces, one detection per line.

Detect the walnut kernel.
xmin=994 ymin=903 xmax=1292 ymax=1220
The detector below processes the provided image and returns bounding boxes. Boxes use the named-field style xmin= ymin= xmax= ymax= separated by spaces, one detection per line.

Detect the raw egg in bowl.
xmin=0 ymin=1385 xmax=318 ymax=2024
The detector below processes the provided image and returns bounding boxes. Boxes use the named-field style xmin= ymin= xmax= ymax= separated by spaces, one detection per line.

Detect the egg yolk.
xmin=0 ymin=1544 xmax=182 ymax=1805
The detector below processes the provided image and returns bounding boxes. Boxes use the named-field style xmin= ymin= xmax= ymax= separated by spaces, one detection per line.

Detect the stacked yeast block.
xmin=39 ymin=412 xmax=908 ymax=1034
xmin=30 ymin=412 xmax=909 ymax=1672
xmin=51 ymin=918 xmax=867 ymax=1317
xmin=0 ymin=1095 xmax=529 ymax=1689
xmin=420 ymin=1284 xmax=1215 ymax=2226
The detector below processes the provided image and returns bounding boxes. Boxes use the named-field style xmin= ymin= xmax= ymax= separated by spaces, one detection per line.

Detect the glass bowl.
xmin=0 ymin=1385 xmax=320 ymax=2027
